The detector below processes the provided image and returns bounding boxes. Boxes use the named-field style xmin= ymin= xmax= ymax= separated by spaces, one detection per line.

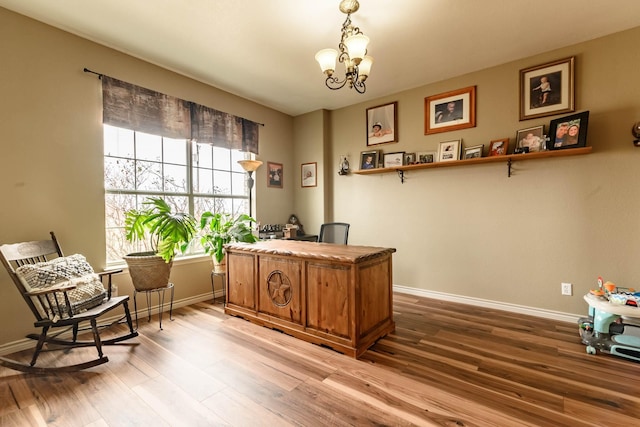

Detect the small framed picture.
xmin=425 ymin=86 xmax=476 ymax=135
xmin=416 ymin=151 xmax=437 ymax=164
xmin=366 ymin=101 xmax=398 ymax=146
xmin=438 ymin=140 xmax=461 ymax=162
xmin=488 ymin=138 xmax=509 ymax=156
xmin=383 ymin=151 xmax=405 ymax=168
xmin=463 ymin=144 xmax=484 ymax=159
xmin=548 ymin=111 xmax=589 ymax=150
xmin=267 ymin=162 xmax=283 ymax=188
xmin=515 ymin=126 xmax=545 ymax=153
xmin=360 ymin=150 xmax=380 ymax=170
xmin=519 ymin=57 xmax=575 ymax=121
xmin=301 ymin=162 xmax=317 ymax=187
xmin=404 ymin=152 xmax=416 ymax=165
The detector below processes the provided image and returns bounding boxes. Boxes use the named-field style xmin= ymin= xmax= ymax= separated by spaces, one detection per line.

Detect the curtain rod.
xmin=83 ymin=67 xmax=265 ymax=127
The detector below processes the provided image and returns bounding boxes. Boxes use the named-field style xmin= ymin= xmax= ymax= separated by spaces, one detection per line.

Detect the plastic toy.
xmin=579 ymin=277 xmax=640 ymax=362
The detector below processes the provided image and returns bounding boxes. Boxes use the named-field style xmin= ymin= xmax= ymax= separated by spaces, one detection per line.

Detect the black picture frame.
xmin=519 ymin=57 xmax=575 ymax=121
xmin=366 ymin=102 xmax=398 ymax=146
xmin=360 ymin=150 xmax=380 ymax=170
xmin=548 ymin=111 xmax=589 ymax=150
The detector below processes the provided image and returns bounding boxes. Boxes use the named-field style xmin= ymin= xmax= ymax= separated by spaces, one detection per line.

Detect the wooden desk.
xmin=224 ymin=240 xmax=396 ymax=357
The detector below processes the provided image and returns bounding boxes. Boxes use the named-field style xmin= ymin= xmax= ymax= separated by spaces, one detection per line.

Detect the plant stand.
xmin=210 ymin=271 xmax=226 ymax=304
xmin=133 ymin=283 xmax=174 ymax=330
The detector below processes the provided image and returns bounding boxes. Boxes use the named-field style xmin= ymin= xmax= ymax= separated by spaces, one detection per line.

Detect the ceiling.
xmin=3 ymin=0 xmax=640 ymax=116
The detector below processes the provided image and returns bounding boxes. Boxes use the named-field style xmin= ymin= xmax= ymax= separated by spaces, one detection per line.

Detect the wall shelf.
xmin=353 ymin=146 xmax=592 ymax=182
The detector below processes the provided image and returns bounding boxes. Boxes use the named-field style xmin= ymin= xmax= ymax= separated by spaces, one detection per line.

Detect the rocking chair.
xmin=0 ymin=232 xmax=138 ymax=373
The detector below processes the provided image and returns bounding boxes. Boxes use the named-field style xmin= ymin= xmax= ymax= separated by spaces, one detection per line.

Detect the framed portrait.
xmin=416 ymin=151 xmax=437 ymax=164
xmin=488 ymin=138 xmax=509 ymax=156
xmin=548 ymin=111 xmax=589 ymax=150
xmin=463 ymin=144 xmax=484 ymax=160
xmin=438 ymin=140 xmax=461 ymax=162
xmin=424 ymin=86 xmax=476 ymax=135
xmin=404 ymin=153 xmax=416 ymax=165
xmin=360 ymin=150 xmax=380 ymax=170
xmin=519 ymin=57 xmax=575 ymax=121
xmin=301 ymin=162 xmax=317 ymax=187
xmin=383 ymin=151 xmax=405 ymax=168
xmin=515 ymin=125 xmax=545 ymax=153
xmin=366 ymin=101 xmax=398 ymax=146
xmin=267 ymin=162 xmax=283 ymax=188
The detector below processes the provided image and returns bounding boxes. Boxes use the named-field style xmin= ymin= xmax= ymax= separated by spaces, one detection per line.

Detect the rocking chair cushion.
xmin=15 ymin=254 xmax=107 ymax=317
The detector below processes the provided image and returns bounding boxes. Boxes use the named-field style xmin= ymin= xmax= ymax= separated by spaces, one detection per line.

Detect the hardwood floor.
xmin=2 ymin=292 xmax=640 ymax=426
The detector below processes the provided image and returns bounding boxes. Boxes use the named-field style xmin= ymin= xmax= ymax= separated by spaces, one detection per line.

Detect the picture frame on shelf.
xmin=301 ymin=162 xmax=317 ymax=188
xmin=366 ymin=102 xmax=398 ymax=146
xmin=548 ymin=111 xmax=589 ymax=150
xmin=463 ymin=144 xmax=484 ymax=159
xmin=267 ymin=162 xmax=283 ymax=188
xmin=383 ymin=151 xmax=405 ymax=168
xmin=360 ymin=150 xmax=380 ymax=170
xmin=416 ymin=151 xmax=437 ymax=164
xmin=515 ymin=125 xmax=545 ymax=153
xmin=438 ymin=140 xmax=461 ymax=162
xmin=519 ymin=56 xmax=575 ymax=121
xmin=424 ymin=86 xmax=476 ymax=135
xmin=404 ymin=152 xmax=416 ymax=165
xmin=488 ymin=138 xmax=509 ymax=156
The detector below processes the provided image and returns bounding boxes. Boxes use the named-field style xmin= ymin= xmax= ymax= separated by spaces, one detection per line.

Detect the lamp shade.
xmin=358 ymin=55 xmax=373 ymax=78
xmin=315 ymin=49 xmax=338 ymax=73
xmin=238 ymin=160 xmax=263 ymax=172
xmin=344 ymin=34 xmax=369 ymax=62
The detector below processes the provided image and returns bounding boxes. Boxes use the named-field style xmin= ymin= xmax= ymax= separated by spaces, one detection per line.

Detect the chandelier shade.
xmin=315 ymin=0 xmax=373 ymax=94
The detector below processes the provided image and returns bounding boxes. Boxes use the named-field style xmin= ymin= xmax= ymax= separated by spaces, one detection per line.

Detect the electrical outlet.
xmin=561 ymin=282 xmax=573 ymax=296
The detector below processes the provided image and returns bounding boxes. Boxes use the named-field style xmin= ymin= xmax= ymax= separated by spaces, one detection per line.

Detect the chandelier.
xmin=315 ymin=0 xmax=373 ymax=94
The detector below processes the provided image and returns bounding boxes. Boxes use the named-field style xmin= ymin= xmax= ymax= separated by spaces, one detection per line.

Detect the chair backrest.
xmin=318 ymin=222 xmax=350 ymax=244
xmin=0 ymin=232 xmax=64 ymax=320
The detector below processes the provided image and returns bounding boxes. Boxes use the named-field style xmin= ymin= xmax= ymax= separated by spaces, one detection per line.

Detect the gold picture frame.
xmin=425 ymin=86 xmax=476 ymax=135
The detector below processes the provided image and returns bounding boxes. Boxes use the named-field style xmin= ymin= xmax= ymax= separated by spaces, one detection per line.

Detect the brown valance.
xmin=102 ymin=76 xmax=259 ymax=154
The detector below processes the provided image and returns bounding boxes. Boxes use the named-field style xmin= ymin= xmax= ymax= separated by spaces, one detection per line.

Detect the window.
xmin=104 ymin=124 xmax=249 ymax=264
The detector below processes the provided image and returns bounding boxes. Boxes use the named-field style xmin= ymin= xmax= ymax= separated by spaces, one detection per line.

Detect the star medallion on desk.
xmin=267 ymin=270 xmax=292 ymax=307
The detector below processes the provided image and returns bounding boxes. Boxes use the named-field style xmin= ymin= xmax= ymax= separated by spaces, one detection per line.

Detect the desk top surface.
xmin=225 ymin=240 xmax=396 ymax=263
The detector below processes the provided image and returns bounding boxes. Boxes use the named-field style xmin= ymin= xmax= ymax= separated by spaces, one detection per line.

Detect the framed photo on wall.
xmin=383 ymin=152 xmax=405 ymax=168
xmin=267 ymin=162 xmax=283 ymax=188
xmin=416 ymin=151 xmax=437 ymax=164
xmin=360 ymin=150 xmax=380 ymax=170
xmin=488 ymin=138 xmax=509 ymax=156
xmin=548 ymin=111 xmax=589 ymax=150
xmin=520 ymin=57 xmax=575 ymax=121
xmin=366 ymin=101 xmax=398 ymax=146
xmin=438 ymin=140 xmax=461 ymax=162
xmin=463 ymin=144 xmax=484 ymax=159
xmin=301 ymin=162 xmax=317 ymax=187
xmin=515 ymin=125 xmax=545 ymax=153
xmin=425 ymin=86 xmax=476 ymax=135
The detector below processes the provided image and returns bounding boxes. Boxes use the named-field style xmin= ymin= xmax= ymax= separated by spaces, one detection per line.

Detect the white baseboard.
xmin=393 ymin=285 xmax=583 ymax=324
xmin=0 ymin=292 xmax=216 ymax=357
xmin=1 ymin=288 xmax=581 ymax=357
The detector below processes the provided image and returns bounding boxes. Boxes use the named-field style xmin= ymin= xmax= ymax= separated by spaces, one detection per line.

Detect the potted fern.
xmin=124 ymin=197 xmax=197 ymax=290
xmin=200 ymin=212 xmax=258 ymax=273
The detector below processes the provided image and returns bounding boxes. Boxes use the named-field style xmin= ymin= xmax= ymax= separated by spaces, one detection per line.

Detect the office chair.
xmin=317 ymin=222 xmax=350 ymax=244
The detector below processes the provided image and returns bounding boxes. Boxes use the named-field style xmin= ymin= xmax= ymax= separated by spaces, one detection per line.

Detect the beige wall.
xmin=326 ymin=26 xmax=640 ymax=316
xmin=3 ymin=5 xmax=640 ymax=349
xmin=0 ymin=8 xmax=294 ymax=346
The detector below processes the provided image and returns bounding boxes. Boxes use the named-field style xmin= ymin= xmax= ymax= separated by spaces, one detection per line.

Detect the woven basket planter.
xmin=123 ymin=252 xmax=173 ymax=291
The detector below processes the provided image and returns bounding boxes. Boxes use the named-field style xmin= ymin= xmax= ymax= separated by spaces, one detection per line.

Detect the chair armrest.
xmin=99 ymin=269 xmax=123 ymax=300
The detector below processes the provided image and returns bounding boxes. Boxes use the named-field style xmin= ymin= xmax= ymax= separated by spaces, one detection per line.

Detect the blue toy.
xmin=579 ymin=277 xmax=640 ymax=362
